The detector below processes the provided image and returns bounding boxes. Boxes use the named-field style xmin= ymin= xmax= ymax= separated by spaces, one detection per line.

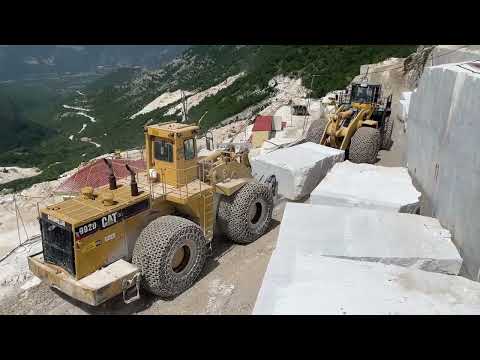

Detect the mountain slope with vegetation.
xmin=0 ymin=45 xmax=188 ymax=81
xmin=0 ymin=45 xmax=416 ymax=192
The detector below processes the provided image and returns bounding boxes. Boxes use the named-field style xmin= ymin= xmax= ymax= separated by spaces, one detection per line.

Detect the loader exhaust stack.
xmin=125 ymin=164 xmax=139 ymax=196
xmin=103 ymin=158 xmax=117 ymax=190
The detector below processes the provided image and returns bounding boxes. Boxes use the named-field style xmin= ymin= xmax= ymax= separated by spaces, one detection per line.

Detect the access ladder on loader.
xmin=202 ymin=190 xmax=214 ymax=241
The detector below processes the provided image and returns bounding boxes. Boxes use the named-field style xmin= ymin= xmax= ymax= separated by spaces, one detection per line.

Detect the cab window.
xmin=154 ymin=140 xmax=173 ymax=162
xmin=184 ymin=138 xmax=196 ymax=160
xmin=352 ymin=85 xmax=374 ymax=103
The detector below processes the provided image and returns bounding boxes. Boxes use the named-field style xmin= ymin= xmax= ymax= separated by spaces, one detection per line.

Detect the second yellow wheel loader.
xmin=305 ymin=82 xmax=393 ymax=163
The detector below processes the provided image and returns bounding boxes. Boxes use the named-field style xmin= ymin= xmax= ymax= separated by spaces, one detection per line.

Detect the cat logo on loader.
xmin=28 ymin=121 xmax=277 ymax=306
xmin=101 ymin=212 xmax=118 ymax=228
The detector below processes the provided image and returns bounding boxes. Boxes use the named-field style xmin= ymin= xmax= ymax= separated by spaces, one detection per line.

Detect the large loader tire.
xmin=217 ymin=182 xmax=273 ymax=244
xmin=132 ymin=216 xmax=207 ymax=298
xmin=304 ymin=117 xmax=328 ymax=144
xmin=348 ymin=127 xmax=381 ymax=164
xmin=216 ymin=195 xmax=231 ymax=237
xmin=381 ymin=115 xmax=394 ymax=150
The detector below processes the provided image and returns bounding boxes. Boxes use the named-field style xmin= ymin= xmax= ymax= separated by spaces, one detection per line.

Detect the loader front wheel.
xmin=304 ymin=117 xmax=328 ymax=144
xmin=132 ymin=216 xmax=207 ymax=298
xmin=349 ymin=127 xmax=380 ymax=164
xmin=218 ymin=182 xmax=273 ymax=244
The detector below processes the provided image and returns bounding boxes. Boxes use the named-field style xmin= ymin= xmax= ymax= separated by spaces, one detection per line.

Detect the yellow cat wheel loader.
xmin=305 ymin=83 xmax=393 ymax=164
xmin=28 ymin=122 xmax=277 ymax=306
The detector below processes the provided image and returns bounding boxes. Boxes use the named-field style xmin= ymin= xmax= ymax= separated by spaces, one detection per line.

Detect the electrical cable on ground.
xmin=0 ymin=235 xmax=41 ymax=264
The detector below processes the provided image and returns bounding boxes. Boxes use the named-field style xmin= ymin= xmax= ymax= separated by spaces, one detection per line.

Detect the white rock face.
xmin=254 ymin=256 xmax=480 ymax=315
xmin=309 ymin=161 xmax=420 ymax=213
xmin=407 ymin=60 xmax=480 ymax=279
xmin=0 ymin=167 xmax=41 ymax=185
xmin=431 ymin=45 xmax=480 ymax=67
xmin=166 ymin=72 xmax=245 ymax=116
xmin=250 ymin=143 xmax=344 ymax=200
xmin=232 ymin=124 xmax=253 ymax=143
xmin=130 ymin=89 xmax=193 ymax=119
xmin=276 ymin=203 xmax=462 ymax=274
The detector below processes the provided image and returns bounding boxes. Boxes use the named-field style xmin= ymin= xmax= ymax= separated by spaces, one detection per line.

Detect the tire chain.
xmin=349 ymin=127 xmax=381 ymax=164
xmin=303 ymin=118 xmax=328 ymax=144
xmin=132 ymin=216 xmax=207 ymax=298
xmin=381 ymin=116 xmax=394 ymax=150
xmin=217 ymin=182 xmax=273 ymax=244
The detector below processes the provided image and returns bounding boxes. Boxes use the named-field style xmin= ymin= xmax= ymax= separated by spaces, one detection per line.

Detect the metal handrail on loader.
xmin=143 ymin=164 xmax=206 ymax=200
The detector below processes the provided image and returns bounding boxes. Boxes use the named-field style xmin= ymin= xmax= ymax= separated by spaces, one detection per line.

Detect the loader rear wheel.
xmin=381 ymin=115 xmax=394 ymax=150
xmin=349 ymin=127 xmax=381 ymax=164
xmin=304 ymin=117 xmax=327 ymax=144
xmin=132 ymin=216 xmax=207 ymax=298
xmin=218 ymin=182 xmax=273 ymax=244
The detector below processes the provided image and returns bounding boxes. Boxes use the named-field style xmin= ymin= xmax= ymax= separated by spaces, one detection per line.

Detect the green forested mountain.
xmin=0 ymin=45 xmax=188 ymax=81
xmin=0 ymin=45 xmax=416 ymax=191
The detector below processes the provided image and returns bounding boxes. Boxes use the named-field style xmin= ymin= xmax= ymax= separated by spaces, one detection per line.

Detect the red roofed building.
xmin=55 ymin=158 xmax=146 ymax=195
xmin=252 ymin=115 xmax=273 ymax=148
xmin=252 ymin=115 xmax=273 ymax=131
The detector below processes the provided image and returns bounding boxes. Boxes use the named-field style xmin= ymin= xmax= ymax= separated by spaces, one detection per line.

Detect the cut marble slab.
xmin=309 ymin=161 xmax=421 ymax=213
xmin=250 ymin=142 xmax=344 ymax=200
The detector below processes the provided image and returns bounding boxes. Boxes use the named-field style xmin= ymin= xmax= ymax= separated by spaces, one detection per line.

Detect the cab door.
xmin=152 ymin=137 xmax=177 ymax=187
xmin=178 ymin=137 xmax=198 ymax=185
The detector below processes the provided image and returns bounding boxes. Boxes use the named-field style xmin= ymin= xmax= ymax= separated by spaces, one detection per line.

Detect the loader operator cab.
xmin=350 ymin=83 xmax=381 ymax=105
xmin=337 ymin=83 xmax=383 ymax=127
xmin=145 ymin=122 xmax=200 ymax=188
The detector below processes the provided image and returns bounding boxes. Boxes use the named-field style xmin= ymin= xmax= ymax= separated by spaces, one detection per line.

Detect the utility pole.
xmin=181 ymin=91 xmax=189 ymax=123
xmin=14 ymin=194 xmax=21 ymax=246
xmin=361 ymin=66 xmax=370 ymax=84
xmin=303 ymin=74 xmax=321 ymax=135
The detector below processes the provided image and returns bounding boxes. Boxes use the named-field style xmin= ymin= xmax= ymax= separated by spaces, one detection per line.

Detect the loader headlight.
xmin=149 ymin=168 xmax=158 ymax=180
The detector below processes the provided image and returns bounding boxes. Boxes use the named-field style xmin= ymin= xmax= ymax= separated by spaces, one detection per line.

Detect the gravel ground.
xmin=377 ymin=115 xmax=407 ymax=167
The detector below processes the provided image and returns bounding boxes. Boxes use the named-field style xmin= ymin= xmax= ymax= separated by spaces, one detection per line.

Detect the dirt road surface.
xmin=378 ymin=115 xmax=407 ymax=167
